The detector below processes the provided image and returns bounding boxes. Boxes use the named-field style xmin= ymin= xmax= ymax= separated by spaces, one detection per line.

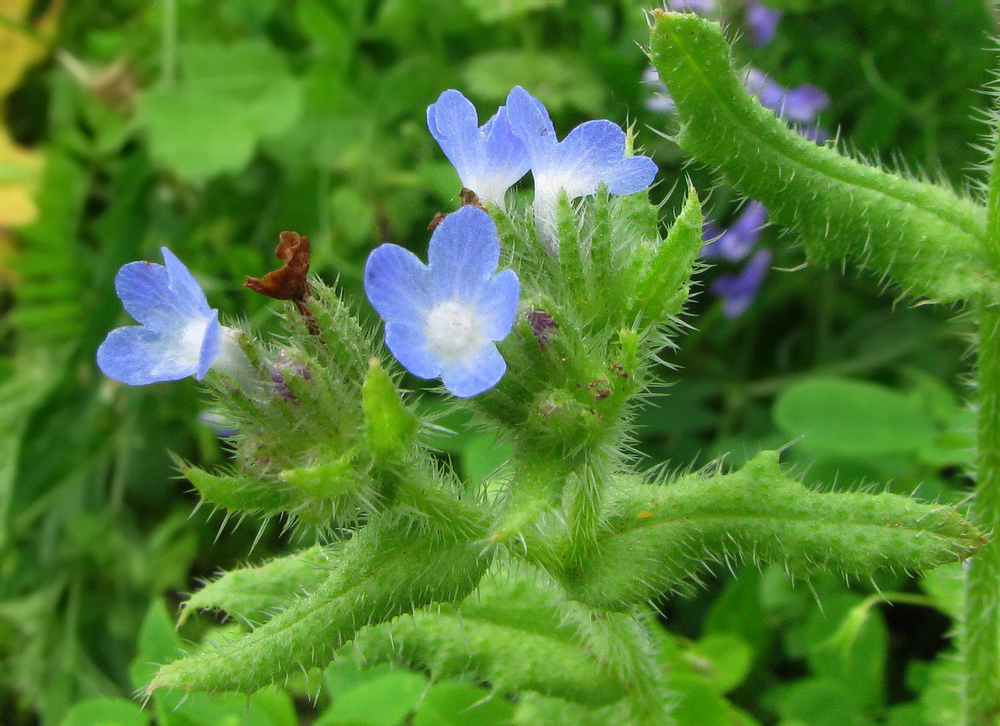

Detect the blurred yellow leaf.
xmin=0 ymin=0 xmax=62 ymax=101
xmin=0 ymin=124 xmax=41 ymax=227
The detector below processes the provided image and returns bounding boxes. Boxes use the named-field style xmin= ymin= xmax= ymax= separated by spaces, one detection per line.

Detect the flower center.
xmin=425 ymin=300 xmax=484 ymax=360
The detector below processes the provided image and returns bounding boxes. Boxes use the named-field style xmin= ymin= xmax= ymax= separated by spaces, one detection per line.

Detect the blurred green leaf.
xmin=920 ymin=562 xmax=964 ymax=619
xmin=695 ymin=633 xmax=754 ymax=694
xmin=59 ymin=698 xmax=150 ymax=726
xmin=670 ymin=675 xmax=730 ymax=726
xmin=773 ymin=678 xmax=873 ymax=726
xmin=774 ymin=377 xmax=937 ymax=455
xmin=316 ymin=671 xmax=428 ymax=726
xmin=413 ymin=681 xmax=515 ymax=725
xmin=462 ymin=51 xmax=605 ymax=114
xmin=461 ymin=0 xmax=564 ymax=23
xmin=138 ymin=41 xmax=303 ymax=181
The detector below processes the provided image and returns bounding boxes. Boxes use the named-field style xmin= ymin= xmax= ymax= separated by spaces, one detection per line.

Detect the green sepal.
xmin=279 ymin=451 xmax=360 ymax=499
xmin=564 ymin=451 xmax=985 ymax=609
xmin=629 ymin=187 xmax=703 ymax=322
xmin=178 ymin=460 xmax=291 ymax=513
xmin=649 ymin=10 xmax=995 ymax=303
xmin=147 ymin=521 xmax=491 ymax=694
xmin=362 ymin=358 xmax=417 ymax=460
xmin=179 ymin=545 xmax=333 ymax=625
xmin=557 ymin=192 xmax=586 ymax=309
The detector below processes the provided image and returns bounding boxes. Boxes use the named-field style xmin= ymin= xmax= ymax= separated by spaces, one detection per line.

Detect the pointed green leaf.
xmin=148 ymin=523 xmax=489 ymax=695
xmin=649 ymin=11 xmax=994 ymax=303
xmin=564 ymin=451 xmax=984 ymax=608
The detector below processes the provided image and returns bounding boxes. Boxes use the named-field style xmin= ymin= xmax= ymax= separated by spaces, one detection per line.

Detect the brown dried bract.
xmin=245 ymin=231 xmax=311 ymax=302
xmin=428 ymin=188 xmax=488 ymax=231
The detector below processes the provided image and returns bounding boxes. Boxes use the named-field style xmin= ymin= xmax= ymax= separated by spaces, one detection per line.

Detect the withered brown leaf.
xmin=245 ymin=231 xmax=311 ymax=301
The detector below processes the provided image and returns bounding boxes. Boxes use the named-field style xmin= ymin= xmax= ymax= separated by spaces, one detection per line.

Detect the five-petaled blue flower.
xmin=427 ymin=89 xmax=530 ymax=207
xmin=503 ymin=85 xmax=657 ymax=248
xmin=364 ymin=206 xmax=519 ymax=398
xmin=97 ymin=247 xmax=236 ymax=385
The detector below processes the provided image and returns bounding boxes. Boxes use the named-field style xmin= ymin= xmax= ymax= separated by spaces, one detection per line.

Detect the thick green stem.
xmin=963 ymin=133 xmax=1000 ymax=724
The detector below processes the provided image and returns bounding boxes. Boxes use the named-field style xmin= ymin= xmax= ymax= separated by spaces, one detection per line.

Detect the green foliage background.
xmin=0 ymin=0 xmax=994 ymax=724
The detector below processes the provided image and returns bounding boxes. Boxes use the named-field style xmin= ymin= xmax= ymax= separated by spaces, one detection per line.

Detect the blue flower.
xmin=427 ymin=89 xmax=530 ymax=206
xmin=745 ymin=0 xmax=781 ymax=46
xmin=701 ymin=200 xmax=768 ymax=262
xmin=97 ymin=247 xmax=237 ymax=385
xmin=742 ymin=69 xmax=829 ymax=125
xmin=503 ymin=86 xmax=657 ymax=246
xmin=645 ymin=67 xmax=829 ymax=134
xmin=364 ymin=206 xmax=519 ymax=398
xmin=711 ymin=248 xmax=772 ymax=318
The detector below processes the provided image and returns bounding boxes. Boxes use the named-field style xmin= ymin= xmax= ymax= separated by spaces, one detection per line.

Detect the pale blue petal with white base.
xmin=364 ymin=243 xmax=433 ymax=327
xmin=427 ymin=89 xmax=529 ymax=205
xmin=441 ymin=345 xmax=508 ymax=399
xmin=97 ymin=248 xmax=229 ymax=386
xmin=364 ymin=206 xmax=520 ymax=398
xmin=427 ymin=204 xmax=502 ymax=299
xmin=504 ymin=86 xmax=657 ymax=245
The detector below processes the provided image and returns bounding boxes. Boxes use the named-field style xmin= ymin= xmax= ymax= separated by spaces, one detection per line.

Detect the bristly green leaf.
xmin=346 ymin=573 xmax=631 ymax=709
xmin=148 ymin=521 xmax=490 ymax=694
xmin=628 ymin=186 xmax=703 ymax=323
xmin=179 ymin=546 xmax=334 ymax=626
xmin=563 ymin=451 xmax=984 ymax=609
xmin=649 ymin=10 xmax=995 ymax=303
xmin=362 ymin=358 xmax=418 ymax=461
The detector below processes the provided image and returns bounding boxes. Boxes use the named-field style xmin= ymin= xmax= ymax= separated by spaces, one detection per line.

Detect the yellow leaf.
xmin=0 ymin=124 xmax=41 ymax=227
xmin=0 ymin=0 xmax=63 ymax=102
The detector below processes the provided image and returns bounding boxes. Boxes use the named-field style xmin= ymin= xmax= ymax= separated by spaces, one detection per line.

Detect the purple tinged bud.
xmin=527 ymin=310 xmax=558 ymax=350
xmin=271 ymin=349 xmax=311 ymax=402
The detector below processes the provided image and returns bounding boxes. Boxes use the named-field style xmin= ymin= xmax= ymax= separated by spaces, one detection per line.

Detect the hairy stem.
xmin=963 ymin=130 xmax=1000 ymax=724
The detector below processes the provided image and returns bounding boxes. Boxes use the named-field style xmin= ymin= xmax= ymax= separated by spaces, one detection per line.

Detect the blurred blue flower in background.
xmin=702 ymin=200 xmax=768 ymax=262
xmin=666 ymin=0 xmax=781 ymax=46
xmin=742 ymin=68 xmax=829 ymax=125
xmin=97 ymin=248 xmax=238 ymax=385
xmin=711 ymin=248 xmax=773 ymax=318
xmin=644 ymin=67 xmax=828 ymax=132
xmin=427 ymin=89 xmax=530 ymax=206
xmin=745 ymin=0 xmax=781 ymax=46
xmin=364 ymin=206 xmax=519 ymax=398
xmin=504 ymin=85 xmax=657 ymax=247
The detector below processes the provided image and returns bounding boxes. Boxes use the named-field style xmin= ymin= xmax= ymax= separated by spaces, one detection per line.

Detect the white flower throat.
xmin=425 ymin=299 xmax=484 ymax=360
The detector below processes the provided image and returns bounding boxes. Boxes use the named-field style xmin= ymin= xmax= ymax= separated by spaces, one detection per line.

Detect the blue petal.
xmin=97 ymin=325 xmax=201 ymax=385
xmin=161 ymin=247 xmax=212 ymax=317
xmin=439 ymin=343 xmax=507 ymax=398
xmin=196 ymin=311 xmax=223 ymax=379
xmin=603 ymin=155 xmax=658 ymax=196
xmin=364 ymin=243 xmax=433 ymax=326
xmin=427 ymin=207 xmax=501 ymax=299
xmin=427 ymin=91 xmax=529 ymax=204
xmin=504 ymin=86 xmax=558 ymax=162
xmin=114 ymin=261 xmax=180 ymax=331
xmin=114 ymin=248 xmax=211 ymax=332
xmin=384 ymin=321 xmax=441 ymax=380
xmin=473 ymin=106 xmax=530 ymax=202
xmin=476 ymin=268 xmax=519 ymax=341
xmin=427 ymin=90 xmax=482 ymax=184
